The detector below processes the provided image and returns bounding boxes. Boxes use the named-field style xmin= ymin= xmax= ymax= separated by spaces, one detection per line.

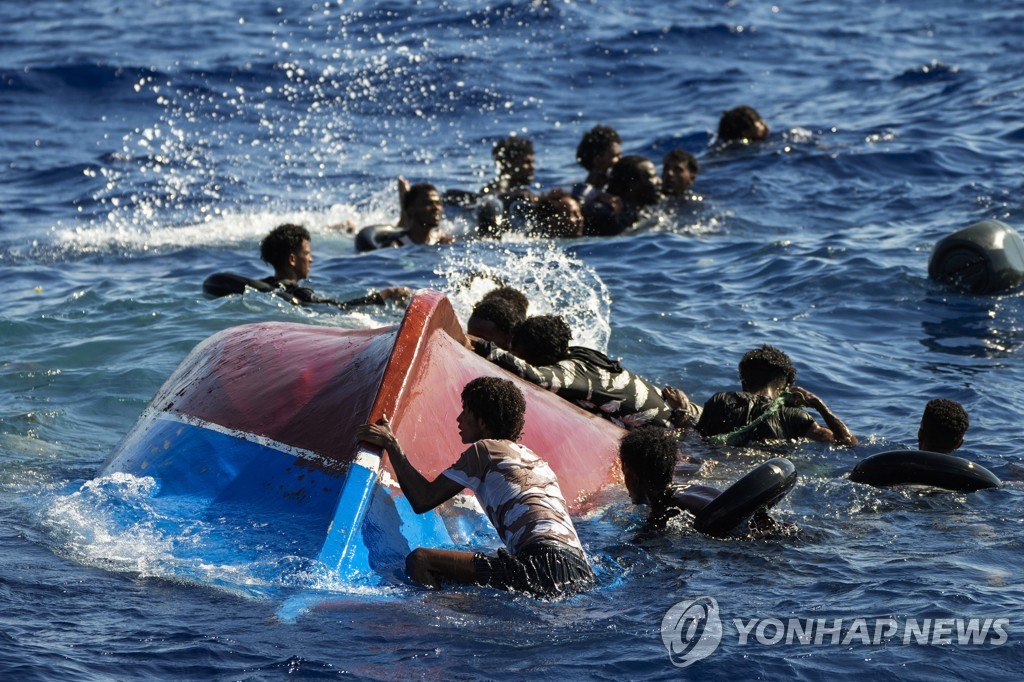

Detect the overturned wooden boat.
xmin=100 ymin=289 xmax=625 ymax=596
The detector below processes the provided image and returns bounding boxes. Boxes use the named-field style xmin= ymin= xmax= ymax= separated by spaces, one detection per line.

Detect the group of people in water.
xmin=359 ymin=282 xmax=973 ymax=598
xmin=354 ymin=279 xmax=971 ymax=599
xmin=345 ymin=104 xmax=769 ymax=247
xmin=203 ymin=106 xmax=980 ymax=601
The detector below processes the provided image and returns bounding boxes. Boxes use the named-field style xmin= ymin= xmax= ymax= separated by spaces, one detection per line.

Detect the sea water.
xmin=1 ymin=1 xmax=1022 ymax=679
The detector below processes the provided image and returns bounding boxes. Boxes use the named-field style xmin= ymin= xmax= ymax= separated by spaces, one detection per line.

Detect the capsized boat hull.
xmin=100 ymin=289 xmax=625 ymax=588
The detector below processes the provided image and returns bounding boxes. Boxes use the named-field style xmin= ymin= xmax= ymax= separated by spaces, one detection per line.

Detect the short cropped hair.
xmin=480 ymin=286 xmax=530 ymax=320
xmin=576 ymin=125 xmax=621 ymax=171
xmin=738 ymin=344 xmax=797 ymax=392
xmin=511 ymin=315 xmax=572 ymax=367
xmin=663 ymin=148 xmax=699 ymax=176
xmin=619 ymin=425 xmax=678 ymax=498
xmin=401 ymin=183 xmax=439 ymax=212
xmin=492 ymin=136 xmax=534 ymax=165
xmin=462 ymin=376 xmax=526 ymax=441
xmin=260 ymin=224 xmax=310 ymax=269
xmin=469 ymin=297 xmax=525 ymax=338
xmin=920 ymin=398 xmax=969 ymax=452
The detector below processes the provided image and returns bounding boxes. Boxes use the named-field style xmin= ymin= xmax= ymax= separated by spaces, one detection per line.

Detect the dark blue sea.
xmin=3 ymin=1 xmax=1023 ymax=679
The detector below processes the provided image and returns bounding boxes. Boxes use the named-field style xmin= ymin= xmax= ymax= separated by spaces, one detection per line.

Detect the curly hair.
xmin=461 ymin=376 xmax=526 ymax=441
xmin=619 ymin=425 xmax=678 ymax=501
xmin=738 ymin=344 xmax=797 ymax=392
xmin=576 ymin=125 xmax=621 ymax=171
xmin=260 ymin=224 xmax=310 ymax=269
xmin=511 ymin=315 xmax=572 ymax=367
xmin=920 ymin=398 xmax=969 ymax=451
xmin=469 ymin=297 xmax=525 ymax=338
xmin=480 ymin=286 xmax=530 ymax=319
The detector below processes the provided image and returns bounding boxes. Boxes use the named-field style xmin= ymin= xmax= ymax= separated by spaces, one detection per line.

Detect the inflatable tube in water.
xmin=202 ymin=272 xmax=275 ymax=298
xmin=693 ymin=457 xmax=798 ymax=538
xmin=354 ymin=225 xmax=407 ymax=253
xmin=849 ymin=450 xmax=1001 ymax=492
xmin=928 ymin=220 xmax=1024 ymax=294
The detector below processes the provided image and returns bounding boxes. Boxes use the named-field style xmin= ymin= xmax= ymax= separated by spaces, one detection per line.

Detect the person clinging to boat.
xmin=355 ymin=377 xmax=595 ymax=598
xmin=202 ymin=223 xmax=412 ymax=306
xmin=462 ymin=285 xmax=529 ymax=350
xmin=694 ymin=344 xmax=859 ymax=447
xmin=917 ymin=398 xmax=969 ymax=453
xmin=466 ymin=296 xmax=525 ymax=351
xmin=469 ymin=313 xmax=694 ymax=430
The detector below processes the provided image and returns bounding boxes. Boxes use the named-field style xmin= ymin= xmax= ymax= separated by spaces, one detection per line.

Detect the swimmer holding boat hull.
xmin=356 ymin=377 xmax=594 ymax=599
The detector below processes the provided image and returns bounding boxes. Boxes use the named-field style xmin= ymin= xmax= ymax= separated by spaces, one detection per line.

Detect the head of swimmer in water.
xmin=260 ymin=223 xmax=312 ymax=281
xmin=661 ymin=149 xmax=699 ymax=197
xmin=607 ymin=155 xmax=661 ymax=208
xmin=918 ymin=398 xmax=969 ymax=453
xmin=576 ymin=125 xmax=622 ymax=187
xmin=619 ymin=425 xmax=678 ymax=507
xmin=479 ymin=285 xmax=530 ymax=320
xmin=737 ymin=344 xmax=797 ymax=394
xmin=401 ymin=183 xmax=444 ymax=238
xmin=492 ymin=136 xmax=535 ymax=189
xmin=717 ymin=105 xmax=770 ymax=144
xmin=533 ymin=189 xmax=585 ymax=238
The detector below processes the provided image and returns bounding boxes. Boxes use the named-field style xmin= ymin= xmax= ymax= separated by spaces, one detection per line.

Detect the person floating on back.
xmin=695 ymin=344 xmax=858 ymax=447
xmin=917 ymin=398 xmax=969 ymax=453
xmin=203 ymin=223 xmax=411 ymax=307
xmin=470 ymin=314 xmax=690 ymax=429
xmin=355 ymin=377 xmax=595 ymax=599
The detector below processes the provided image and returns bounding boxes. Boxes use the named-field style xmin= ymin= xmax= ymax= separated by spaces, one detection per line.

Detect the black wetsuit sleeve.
xmin=330 ymin=292 xmax=387 ymax=308
xmin=274 ymin=280 xmax=386 ymax=309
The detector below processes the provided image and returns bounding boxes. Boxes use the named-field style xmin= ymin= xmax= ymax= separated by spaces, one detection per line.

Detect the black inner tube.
xmin=693 ymin=457 xmax=798 ymax=538
xmin=849 ymin=450 xmax=1001 ymax=492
